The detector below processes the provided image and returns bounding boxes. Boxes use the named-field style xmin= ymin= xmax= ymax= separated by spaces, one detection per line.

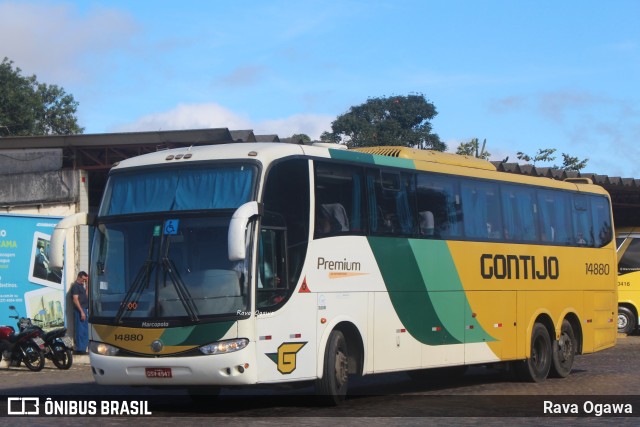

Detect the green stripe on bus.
xmin=368 ymin=236 xmax=461 ymax=345
xmin=408 ymin=239 xmax=493 ymax=343
xmin=368 ymin=237 xmax=494 ymax=345
xmin=329 ymin=149 xmax=416 ymax=169
xmin=160 ymin=321 xmax=235 ymax=346
xmin=329 ymin=149 xmax=376 ymax=164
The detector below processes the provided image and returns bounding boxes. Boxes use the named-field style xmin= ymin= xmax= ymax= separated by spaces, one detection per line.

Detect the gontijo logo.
xmin=266 ymin=342 xmax=307 ymax=374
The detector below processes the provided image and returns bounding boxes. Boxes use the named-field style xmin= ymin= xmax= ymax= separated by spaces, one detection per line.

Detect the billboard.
xmin=0 ymin=214 xmax=65 ymax=330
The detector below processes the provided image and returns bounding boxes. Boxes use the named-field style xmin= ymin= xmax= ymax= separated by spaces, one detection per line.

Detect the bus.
xmin=616 ymin=227 xmax=640 ymax=334
xmin=50 ymin=142 xmax=617 ymax=403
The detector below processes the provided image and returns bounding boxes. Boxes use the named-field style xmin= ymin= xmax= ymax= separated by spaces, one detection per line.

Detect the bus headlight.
xmin=90 ymin=341 xmax=120 ymax=356
xmin=199 ymin=338 xmax=249 ymax=355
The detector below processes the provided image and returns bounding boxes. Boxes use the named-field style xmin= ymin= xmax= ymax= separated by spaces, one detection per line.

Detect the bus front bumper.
xmin=89 ymin=343 xmax=258 ymax=386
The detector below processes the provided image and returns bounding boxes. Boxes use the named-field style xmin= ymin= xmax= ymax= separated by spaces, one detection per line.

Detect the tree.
xmin=517 ymin=148 xmax=588 ymax=171
xmin=287 ymin=133 xmax=311 ymax=144
xmin=0 ymin=57 xmax=83 ymax=137
xmin=323 ymin=94 xmax=445 ymax=150
xmin=558 ymin=153 xmax=589 ymax=172
xmin=456 ymin=138 xmax=490 ymax=160
xmin=516 ymin=148 xmax=557 ymax=165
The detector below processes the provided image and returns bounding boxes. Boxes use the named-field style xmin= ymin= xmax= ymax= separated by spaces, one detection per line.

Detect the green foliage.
xmin=288 ymin=133 xmax=311 ymax=143
xmin=516 ymin=148 xmax=556 ymax=165
xmin=0 ymin=57 xmax=83 ymax=136
xmin=557 ymin=153 xmax=589 ymax=172
xmin=456 ymin=138 xmax=490 ymax=159
xmin=324 ymin=94 xmax=445 ymax=150
xmin=517 ymin=148 xmax=588 ymax=171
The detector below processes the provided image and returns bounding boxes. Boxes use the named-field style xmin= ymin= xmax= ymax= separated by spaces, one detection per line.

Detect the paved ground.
xmin=1 ymin=334 xmax=638 ymax=425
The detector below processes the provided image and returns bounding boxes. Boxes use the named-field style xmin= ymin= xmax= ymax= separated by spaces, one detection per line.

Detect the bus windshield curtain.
xmin=107 ymin=167 xmax=253 ymax=215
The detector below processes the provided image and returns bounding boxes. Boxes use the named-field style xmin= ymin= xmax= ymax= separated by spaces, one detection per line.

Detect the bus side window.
xmin=314 ymin=162 xmax=365 ymax=238
xmin=416 ymin=173 xmax=461 ymax=238
xmin=460 ymin=180 xmax=502 ymax=240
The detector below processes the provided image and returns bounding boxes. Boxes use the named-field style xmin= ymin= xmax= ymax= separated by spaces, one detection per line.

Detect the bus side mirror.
xmin=49 ymin=212 xmax=91 ymax=268
xmin=228 ymin=202 xmax=262 ymax=261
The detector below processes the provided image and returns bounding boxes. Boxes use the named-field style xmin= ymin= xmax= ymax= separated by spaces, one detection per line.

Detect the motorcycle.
xmin=10 ymin=306 xmax=73 ymax=370
xmin=0 ymin=311 xmax=46 ymax=372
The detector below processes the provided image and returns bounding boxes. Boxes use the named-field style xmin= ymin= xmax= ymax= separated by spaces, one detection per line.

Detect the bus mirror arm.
xmin=49 ymin=212 xmax=94 ymax=269
xmin=228 ymin=201 xmax=262 ymax=261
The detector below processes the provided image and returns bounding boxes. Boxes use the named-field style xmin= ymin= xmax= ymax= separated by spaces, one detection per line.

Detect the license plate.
xmin=33 ymin=337 xmax=45 ymax=347
xmin=145 ymin=367 xmax=172 ymax=378
xmin=61 ymin=337 xmax=73 ymax=348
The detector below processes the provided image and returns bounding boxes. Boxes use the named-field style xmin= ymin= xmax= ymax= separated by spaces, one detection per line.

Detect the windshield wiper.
xmin=161 ymin=257 xmax=199 ymax=322
xmin=115 ymin=234 xmax=157 ymax=324
xmin=160 ymin=236 xmax=199 ymax=322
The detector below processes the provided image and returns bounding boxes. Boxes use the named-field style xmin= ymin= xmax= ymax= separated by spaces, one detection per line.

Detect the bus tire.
xmin=618 ymin=306 xmax=636 ymax=335
xmin=550 ymin=320 xmax=576 ymax=378
xmin=515 ymin=322 xmax=551 ymax=382
xmin=315 ymin=330 xmax=349 ymax=405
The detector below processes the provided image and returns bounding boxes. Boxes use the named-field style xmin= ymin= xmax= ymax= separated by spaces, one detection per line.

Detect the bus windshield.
xmin=91 ymin=163 xmax=257 ymax=323
xmin=91 ymin=214 xmax=249 ymax=323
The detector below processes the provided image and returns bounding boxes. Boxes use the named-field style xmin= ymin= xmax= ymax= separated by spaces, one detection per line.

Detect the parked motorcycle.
xmin=0 ymin=312 xmax=45 ymax=371
xmin=10 ymin=306 xmax=73 ymax=370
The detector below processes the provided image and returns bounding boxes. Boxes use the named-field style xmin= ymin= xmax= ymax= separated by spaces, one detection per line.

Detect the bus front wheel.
xmin=618 ymin=306 xmax=636 ymax=335
xmin=516 ymin=322 xmax=551 ymax=382
xmin=315 ymin=330 xmax=349 ymax=405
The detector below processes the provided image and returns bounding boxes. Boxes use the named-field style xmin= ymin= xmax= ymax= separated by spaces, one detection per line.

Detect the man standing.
xmin=71 ymin=271 xmax=89 ymax=354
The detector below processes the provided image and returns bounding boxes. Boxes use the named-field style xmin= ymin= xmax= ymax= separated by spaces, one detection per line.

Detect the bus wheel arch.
xmin=618 ymin=304 xmax=637 ymax=335
xmin=516 ymin=315 xmax=553 ymax=382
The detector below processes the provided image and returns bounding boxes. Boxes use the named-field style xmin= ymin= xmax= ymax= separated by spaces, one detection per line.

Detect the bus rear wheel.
xmin=550 ymin=320 xmax=576 ymax=378
xmin=516 ymin=322 xmax=551 ymax=382
xmin=618 ymin=306 xmax=636 ymax=335
xmin=315 ymin=330 xmax=349 ymax=405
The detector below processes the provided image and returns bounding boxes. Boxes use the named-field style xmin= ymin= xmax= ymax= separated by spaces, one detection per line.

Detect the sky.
xmin=1 ymin=0 xmax=639 ymax=177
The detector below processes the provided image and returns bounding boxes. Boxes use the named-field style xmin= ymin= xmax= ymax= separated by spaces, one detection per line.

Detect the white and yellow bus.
xmin=51 ymin=143 xmax=617 ymax=403
xmin=616 ymin=227 xmax=640 ymax=334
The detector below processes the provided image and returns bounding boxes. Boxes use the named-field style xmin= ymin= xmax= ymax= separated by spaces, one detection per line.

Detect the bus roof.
xmin=109 ymin=142 xmax=610 ymax=197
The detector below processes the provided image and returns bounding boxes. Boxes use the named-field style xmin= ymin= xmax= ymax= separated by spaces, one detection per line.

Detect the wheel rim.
xmin=558 ymin=333 xmax=573 ymax=363
xmin=618 ymin=313 xmax=629 ymax=330
xmin=334 ymin=349 xmax=348 ymax=387
xmin=25 ymin=348 xmax=39 ymax=363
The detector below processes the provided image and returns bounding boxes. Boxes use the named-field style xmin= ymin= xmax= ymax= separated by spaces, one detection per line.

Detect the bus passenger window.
xmin=461 ymin=181 xmax=502 ymax=240
xmin=313 ymin=161 xmax=365 ymax=238
xmin=416 ymin=173 xmax=461 ymax=238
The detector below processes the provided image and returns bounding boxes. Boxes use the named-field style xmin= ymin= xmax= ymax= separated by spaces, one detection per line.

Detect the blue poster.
xmin=0 ymin=214 xmax=65 ymax=330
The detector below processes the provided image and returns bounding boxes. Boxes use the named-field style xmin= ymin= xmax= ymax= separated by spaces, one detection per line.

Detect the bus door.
xmin=254 ymin=224 xmax=317 ymax=383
